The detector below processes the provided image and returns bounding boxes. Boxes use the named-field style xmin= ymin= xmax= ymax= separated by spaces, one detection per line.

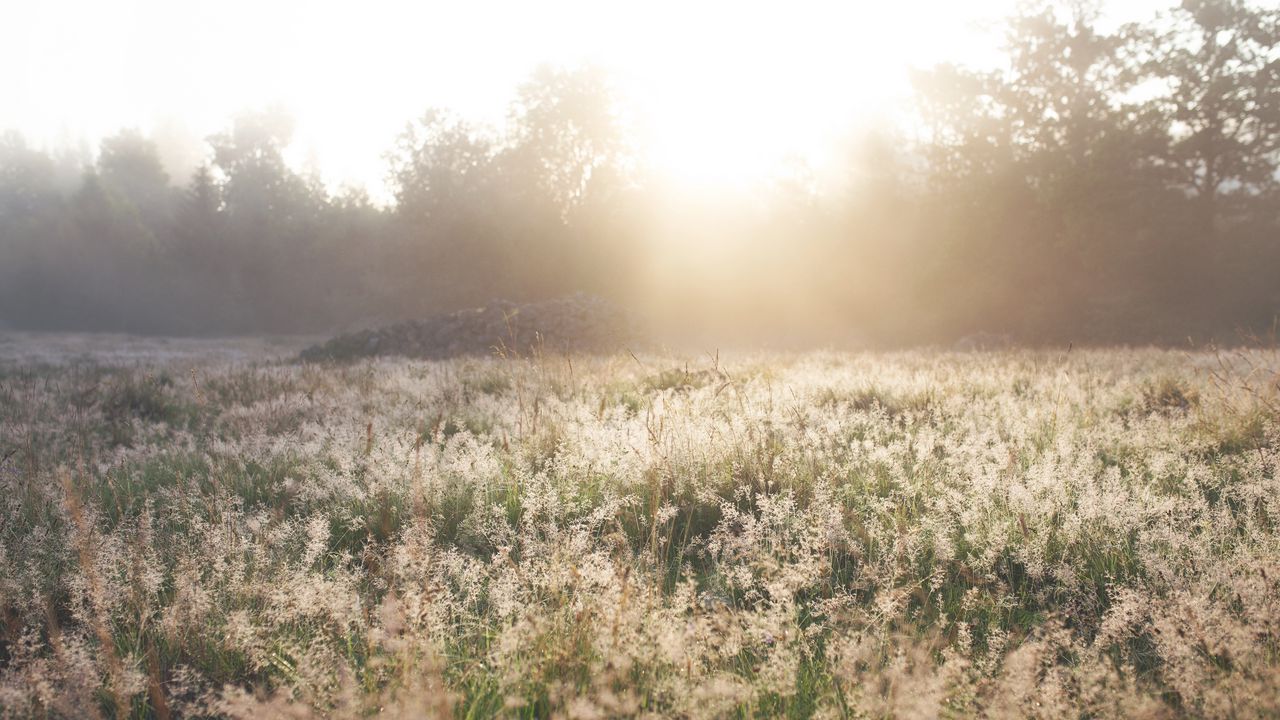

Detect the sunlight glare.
xmin=0 ymin=0 xmax=1175 ymax=194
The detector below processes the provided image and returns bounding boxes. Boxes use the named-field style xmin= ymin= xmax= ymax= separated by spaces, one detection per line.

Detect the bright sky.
xmin=4 ymin=0 xmax=1171 ymax=197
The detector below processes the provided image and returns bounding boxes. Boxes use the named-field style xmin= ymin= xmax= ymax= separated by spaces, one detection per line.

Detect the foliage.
xmin=0 ymin=4 xmax=1277 ymax=342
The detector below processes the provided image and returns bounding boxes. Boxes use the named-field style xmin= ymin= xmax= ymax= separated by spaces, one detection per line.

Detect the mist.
xmin=1 ymin=0 xmax=1278 ymax=347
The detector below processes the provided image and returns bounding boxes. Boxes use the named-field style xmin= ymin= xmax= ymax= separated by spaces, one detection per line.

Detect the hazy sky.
xmin=5 ymin=0 xmax=1171 ymax=196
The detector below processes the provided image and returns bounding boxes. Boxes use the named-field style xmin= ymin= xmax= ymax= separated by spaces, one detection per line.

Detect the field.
xmin=1 ymin=336 xmax=1278 ymax=718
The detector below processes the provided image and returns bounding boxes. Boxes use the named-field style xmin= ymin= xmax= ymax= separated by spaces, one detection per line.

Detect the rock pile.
xmin=300 ymin=293 xmax=644 ymax=361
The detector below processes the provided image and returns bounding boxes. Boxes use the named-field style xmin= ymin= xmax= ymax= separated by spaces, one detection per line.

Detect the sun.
xmin=1 ymin=0 xmax=1073 ymax=194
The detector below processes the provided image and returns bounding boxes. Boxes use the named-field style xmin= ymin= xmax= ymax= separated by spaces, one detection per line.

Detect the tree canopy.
xmin=1 ymin=3 xmax=1277 ymax=344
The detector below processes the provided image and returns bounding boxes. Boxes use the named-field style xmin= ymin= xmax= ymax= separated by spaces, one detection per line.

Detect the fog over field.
xmin=2 ymin=0 xmax=1277 ymax=345
xmin=2 ymin=1 xmax=1280 ymax=718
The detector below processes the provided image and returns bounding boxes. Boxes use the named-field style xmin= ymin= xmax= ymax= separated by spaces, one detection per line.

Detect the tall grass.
xmin=0 ymin=344 xmax=1277 ymax=718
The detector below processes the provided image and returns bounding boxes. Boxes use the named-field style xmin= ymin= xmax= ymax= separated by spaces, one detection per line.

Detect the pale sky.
xmin=4 ymin=0 xmax=1172 ymax=197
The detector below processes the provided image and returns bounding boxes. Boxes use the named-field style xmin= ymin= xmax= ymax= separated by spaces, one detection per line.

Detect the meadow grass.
xmin=0 ymin=342 xmax=1277 ymax=718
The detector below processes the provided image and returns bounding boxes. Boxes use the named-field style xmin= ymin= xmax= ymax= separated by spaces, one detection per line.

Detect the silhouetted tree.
xmin=1143 ymin=0 xmax=1280 ymax=219
xmin=387 ymin=110 xmax=510 ymax=309
xmin=208 ymin=109 xmax=328 ymax=330
xmin=503 ymin=65 xmax=636 ymax=299
xmin=0 ymin=12 xmax=1274 ymax=343
xmin=0 ymin=132 xmax=62 ymax=219
xmin=97 ymin=130 xmax=173 ymax=237
xmin=507 ymin=65 xmax=628 ymax=215
xmin=0 ymin=133 xmax=67 ymax=328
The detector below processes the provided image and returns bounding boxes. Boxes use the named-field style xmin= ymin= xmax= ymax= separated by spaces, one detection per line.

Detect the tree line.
xmin=1 ymin=0 xmax=1277 ymax=345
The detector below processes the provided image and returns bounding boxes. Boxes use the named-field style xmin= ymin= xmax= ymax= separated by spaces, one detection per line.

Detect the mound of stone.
xmin=300 ymin=293 xmax=644 ymax=361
